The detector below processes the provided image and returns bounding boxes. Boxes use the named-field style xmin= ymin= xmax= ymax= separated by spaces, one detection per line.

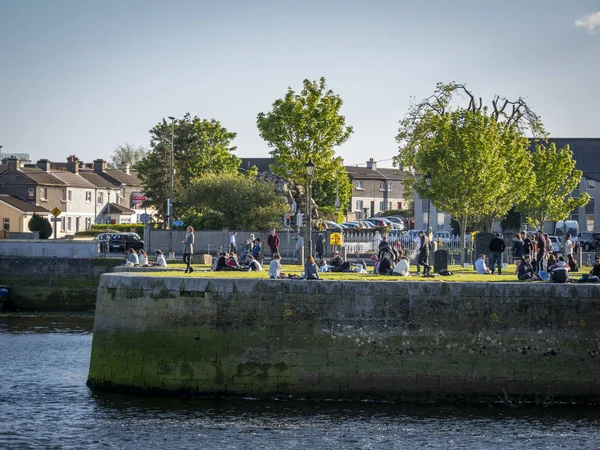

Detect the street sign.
xmin=51 ymin=207 xmax=61 ymax=217
xmin=173 ymin=220 xmax=184 ymax=227
xmin=132 ymin=192 xmax=147 ymax=206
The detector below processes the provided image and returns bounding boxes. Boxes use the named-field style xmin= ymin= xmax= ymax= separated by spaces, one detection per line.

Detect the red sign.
xmin=132 ymin=192 xmax=147 ymax=206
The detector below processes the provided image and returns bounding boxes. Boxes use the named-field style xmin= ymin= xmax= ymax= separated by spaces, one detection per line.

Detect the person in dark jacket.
xmin=316 ymin=233 xmax=326 ymax=260
xmin=329 ymin=251 xmax=345 ymax=272
xmin=488 ymin=233 xmax=506 ymax=275
xmin=567 ymin=253 xmax=579 ymax=272
xmin=512 ymin=233 xmax=524 ymax=274
xmin=267 ymin=229 xmax=280 ymax=258
xmin=518 ymin=255 xmax=537 ymax=281
xmin=537 ymin=231 xmax=546 ymax=273
xmin=417 ymin=231 xmax=432 ymax=276
xmin=590 ymin=257 xmax=600 ymax=277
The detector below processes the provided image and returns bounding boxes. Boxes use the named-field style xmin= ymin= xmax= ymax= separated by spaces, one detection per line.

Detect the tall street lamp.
xmin=167 ymin=116 xmax=175 ymax=256
xmin=424 ymin=174 xmax=432 ymax=236
xmin=305 ymin=158 xmax=316 ymax=258
xmin=106 ymin=189 xmax=111 ymax=255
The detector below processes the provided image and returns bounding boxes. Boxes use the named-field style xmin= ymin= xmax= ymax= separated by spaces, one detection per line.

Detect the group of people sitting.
xmin=212 ymin=251 xmax=263 ymax=272
xmin=369 ymin=238 xmax=412 ymax=276
xmin=123 ymin=248 xmax=167 ymax=267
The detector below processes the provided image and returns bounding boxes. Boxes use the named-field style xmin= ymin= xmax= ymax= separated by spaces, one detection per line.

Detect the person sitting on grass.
xmin=391 ymin=249 xmax=410 ymax=276
xmin=517 ymin=255 xmax=538 ymax=281
xmin=245 ymin=254 xmax=263 ymax=272
xmin=549 ymin=255 xmax=569 ymax=283
xmin=138 ymin=249 xmax=149 ymax=267
xmin=475 ymin=254 xmax=491 ymax=274
xmin=318 ymin=259 xmax=331 ymax=273
xmin=591 ymin=257 xmax=600 ymax=278
xmin=269 ymin=253 xmax=282 ymax=279
xmin=304 ymin=255 xmax=319 ymax=280
xmin=152 ymin=250 xmax=167 ymax=267
xmin=213 ymin=252 xmax=228 ymax=271
xmin=329 ymin=251 xmax=345 ymax=272
xmin=226 ymin=253 xmax=241 ymax=269
xmin=567 ymin=253 xmax=579 ymax=273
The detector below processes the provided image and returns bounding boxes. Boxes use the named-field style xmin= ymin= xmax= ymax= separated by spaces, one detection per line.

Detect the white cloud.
xmin=575 ymin=11 xmax=600 ymax=33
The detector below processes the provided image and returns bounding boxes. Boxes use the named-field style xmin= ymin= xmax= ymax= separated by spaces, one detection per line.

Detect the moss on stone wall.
xmin=87 ymin=275 xmax=600 ymax=404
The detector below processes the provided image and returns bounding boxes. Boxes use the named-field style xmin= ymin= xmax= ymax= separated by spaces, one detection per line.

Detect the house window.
xmin=67 ymin=217 xmax=72 ymax=232
xmin=85 ymin=217 xmax=91 ymax=230
xmin=587 ymin=180 xmax=595 ymax=191
xmin=63 ymin=189 xmax=72 ymax=202
xmin=587 ymin=215 xmax=595 ymax=232
xmin=85 ymin=191 xmax=92 ymax=202
xmin=388 ymin=182 xmax=393 ymax=192
xmin=389 ymin=202 xmax=392 ymax=210
xmin=356 ymin=200 xmax=364 ymax=211
xmin=397 ymin=202 xmax=403 ymax=210
xmin=97 ymin=192 xmax=104 ymax=204
xmin=2 ymin=217 xmax=9 ymax=231
xmin=356 ymin=181 xmax=364 ymax=190
xmin=40 ymin=187 xmax=47 ymax=201
xmin=379 ymin=181 xmax=386 ymax=191
xmin=27 ymin=187 xmax=35 ymax=200
xmin=379 ymin=201 xmax=385 ymax=211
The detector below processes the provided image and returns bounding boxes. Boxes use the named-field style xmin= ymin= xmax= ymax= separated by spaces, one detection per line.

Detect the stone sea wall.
xmin=0 ymin=256 xmax=122 ymax=311
xmin=87 ymin=274 xmax=600 ymax=404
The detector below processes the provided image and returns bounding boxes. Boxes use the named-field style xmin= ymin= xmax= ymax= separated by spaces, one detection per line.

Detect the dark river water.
xmin=1 ymin=314 xmax=600 ymax=449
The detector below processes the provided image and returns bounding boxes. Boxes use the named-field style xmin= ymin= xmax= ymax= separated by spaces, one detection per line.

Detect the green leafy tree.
xmin=396 ymin=82 xmax=543 ymax=259
xmin=28 ymin=213 xmax=52 ymax=239
xmin=257 ymin=77 xmax=353 ymax=212
xmin=110 ymin=143 xmax=146 ymax=167
xmin=182 ymin=173 xmax=288 ymax=230
xmin=137 ymin=114 xmax=240 ymax=221
xmin=516 ymin=142 xmax=590 ymax=231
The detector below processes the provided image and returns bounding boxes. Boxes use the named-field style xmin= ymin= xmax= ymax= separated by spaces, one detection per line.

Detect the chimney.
xmin=37 ymin=159 xmax=51 ymax=172
xmin=5 ymin=156 xmax=21 ymax=173
xmin=93 ymin=159 xmax=106 ymax=173
xmin=67 ymin=155 xmax=79 ymax=174
xmin=366 ymin=158 xmax=377 ymax=170
xmin=118 ymin=163 xmax=130 ymax=175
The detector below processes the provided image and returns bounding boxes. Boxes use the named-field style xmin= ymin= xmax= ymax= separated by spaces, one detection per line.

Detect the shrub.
xmin=28 ymin=214 xmax=53 ymax=239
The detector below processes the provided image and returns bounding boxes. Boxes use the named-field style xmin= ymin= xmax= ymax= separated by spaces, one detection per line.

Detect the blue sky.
xmin=1 ymin=0 xmax=599 ymax=168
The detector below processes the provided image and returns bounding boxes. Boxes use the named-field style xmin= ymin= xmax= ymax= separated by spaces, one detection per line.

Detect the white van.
xmin=555 ymin=220 xmax=579 ymax=243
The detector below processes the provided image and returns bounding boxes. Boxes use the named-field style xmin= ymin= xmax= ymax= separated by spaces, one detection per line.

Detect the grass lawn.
xmin=134 ymin=261 xmax=587 ymax=283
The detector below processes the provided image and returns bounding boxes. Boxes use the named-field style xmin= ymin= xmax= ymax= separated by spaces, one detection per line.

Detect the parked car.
xmin=385 ymin=217 xmax=406 ymax=231
xmin=341 ymin=222 xmax=361 ymax=229
xmin=109 ymin=232 xmax=145 ymax=252
xmin=433 ymin=231 xmax=453 ymax=245
xmin=578 ymin=232 xmax=600 ymax=251
xmin=547 ymin=235 xmax=563 ymax=253
xmin=93 ymin=232 xmax=119 ymax=252
xmin=324 ymin=221 xmax=346 ymax=232
xmin=367 ymin=217 xmax=398 ymax=229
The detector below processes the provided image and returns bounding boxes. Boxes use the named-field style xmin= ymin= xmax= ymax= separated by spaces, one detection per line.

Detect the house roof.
xmin=0 ymin=194 xmax=51 ymax=213
xmin=240 ymin=158 xmax=273 ymax=173
xmin=101 ymin=202 xmax=136 ymax=215
xmin=50 ymin=171 xmax=98 ymax=189
xmin=104 ymin=169 xmax=142 ymax=186
xmin=532 ymin=138 xmax=600 ymax=183
xmin=345 ymin=166 xmax=405 ymax=181
xmin=79 ymin=172 xmax=119 ymax=189
xmin=19 ymin=168 xmax=66 ymax=186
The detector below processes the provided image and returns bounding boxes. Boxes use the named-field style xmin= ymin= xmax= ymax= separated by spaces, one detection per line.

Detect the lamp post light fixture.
xmin=305 ymin=158 xmax=316 ymax=258
xmin=106 ymin=189 xmax=111 ymax=255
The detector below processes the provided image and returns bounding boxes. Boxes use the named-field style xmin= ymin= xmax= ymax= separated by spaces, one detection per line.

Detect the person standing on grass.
xmin=512 ymin=233 xmax=524 ymax=274
xmin=417 ymin=231 xmax=432 ymax=276
xmin=182 ymin=225 xmax=194 ymax=273
xmin=229 ymin=231 xmax=237 ymax=254
xmin=537 ymin=231 xmax=547 ymax=273
xmin=316 ymin=233 xmax=326 ymax=261
xmin=267 ymin=229 xmax=280 ymax=258
xmin=564 ymin=233 xmax=574 ymax=257
xmin=488 ymin=233 xmax=506 ymax=275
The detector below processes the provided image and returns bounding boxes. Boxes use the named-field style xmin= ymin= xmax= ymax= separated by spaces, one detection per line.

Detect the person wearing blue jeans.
xmin=488 ymin=233 xmax=506 ymax=275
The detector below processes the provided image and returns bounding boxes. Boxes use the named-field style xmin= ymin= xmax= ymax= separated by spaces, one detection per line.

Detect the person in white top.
xmin=153 ymin=249 xmax=168 ymax=267
xmin=564 ymin=233 xmax=574 ymax=257
xmin=229 ymin=232 xmax=237 ymax=254
xmin=392 ymin=249 xmax=410 ymax=276
xmin=138 ymin=249 xmax=149 ymax=266
xmin=475 ymin=254 xmax=491 ymax=274
xmin=269 ymin=253 xmax=282 ymax=279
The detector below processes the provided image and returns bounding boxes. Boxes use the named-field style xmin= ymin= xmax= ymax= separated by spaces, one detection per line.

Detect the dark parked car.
xmin=93 ymin=232 xmax=119 ymax=252
xmin=578 ymin=232 xmax=600 ymax=251
xmin=109 ymin=233 xmax=144 ymax=252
